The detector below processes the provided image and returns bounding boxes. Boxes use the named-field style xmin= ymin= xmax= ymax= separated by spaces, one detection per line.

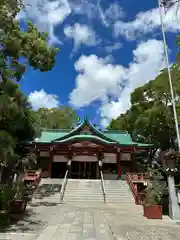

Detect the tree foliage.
xmin=0 ymin=0 xmax=59 ymax=82
xmin=108 ymin=65 xmax=180 ymax=150
xmin=0 ymin=80 xmax=36 ymax=169
xmin=0 ymin=0 xmax=59 ymax=176
xmin=34 ymin=107 xmax=79 ymax=132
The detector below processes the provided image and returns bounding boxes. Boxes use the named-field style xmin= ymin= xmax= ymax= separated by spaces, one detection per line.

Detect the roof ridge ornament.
xmin=84 ymin=115 xmax=89 ymax=124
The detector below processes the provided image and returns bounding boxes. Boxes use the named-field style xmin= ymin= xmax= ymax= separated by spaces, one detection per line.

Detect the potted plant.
xmin=10 ymin=182 xmax=27 ymax=214
xmin=143 ymin=169 xmax=166 ymax=219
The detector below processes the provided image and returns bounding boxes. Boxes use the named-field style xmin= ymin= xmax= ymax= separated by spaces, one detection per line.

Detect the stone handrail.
xmin=60 ymin=170 xmax=68 ymax=202
xmin=100 ymin=170 xmax=106 ymax=203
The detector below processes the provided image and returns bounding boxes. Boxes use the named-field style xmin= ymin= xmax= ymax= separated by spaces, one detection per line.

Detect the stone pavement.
xmin=0 ymin=233 xmax=37 ymax=240
xmin=1 ymin=202 xmax=180 ymax=240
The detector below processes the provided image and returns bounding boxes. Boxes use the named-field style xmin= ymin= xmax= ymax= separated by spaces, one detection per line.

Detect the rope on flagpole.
xmin=158 ymin=0 xmax=180 ymax=152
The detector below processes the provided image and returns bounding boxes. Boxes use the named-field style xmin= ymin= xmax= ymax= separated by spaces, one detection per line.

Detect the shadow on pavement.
xmin=33 ymin=184 xmax=62 ymax=199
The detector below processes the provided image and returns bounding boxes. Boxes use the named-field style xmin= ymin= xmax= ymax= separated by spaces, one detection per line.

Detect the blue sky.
xmin=19 ymin=0 xmax=180 ymax=127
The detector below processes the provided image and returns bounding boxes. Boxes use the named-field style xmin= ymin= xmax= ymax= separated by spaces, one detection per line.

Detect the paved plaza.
xmin=1 ymin=202 xmax=180 ymax=240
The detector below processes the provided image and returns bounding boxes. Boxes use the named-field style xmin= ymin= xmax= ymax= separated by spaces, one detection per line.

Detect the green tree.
xmin=0 ymin=80 xmax=36 ymax=181
xmin=34 ymin=107 xmax=79 ymax=132
xmin=0 ymin=0 xmax=59 ymax=180
xmin=0 ymin=0 xmax=58 ymax=82
xmin=108 ymin=65 xmax=180 ymax=150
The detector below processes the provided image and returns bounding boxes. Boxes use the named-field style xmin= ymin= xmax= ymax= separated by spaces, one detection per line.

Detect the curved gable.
xmin=51 ymin=118 xmax=116 ymax=143
xmin=53 ymin=134 xmax=117 ymax=145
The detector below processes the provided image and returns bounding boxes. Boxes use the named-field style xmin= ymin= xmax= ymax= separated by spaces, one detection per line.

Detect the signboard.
xmin=73 ymin=155 xmax=97 ymax=162
xmin=53 ymin=155 xmax=67 ymax=162
xmin=40 ymin=151 xmax=49 ymax=157
xmin=103 ymin=153 xmax=116 ymax=163
xmin=121 ymin=153 xmax=131 ymax=161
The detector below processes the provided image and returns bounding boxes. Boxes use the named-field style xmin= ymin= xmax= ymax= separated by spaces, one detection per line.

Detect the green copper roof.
xmin=36 ymin=131 xmax=68 ymax=143
xmin=34 ymin=118 xmax=152 ymax=147
xmin=54 ymin=134 xmax=117 ymax=144
xmin=103 ymin=132 xmax=135 ymax=145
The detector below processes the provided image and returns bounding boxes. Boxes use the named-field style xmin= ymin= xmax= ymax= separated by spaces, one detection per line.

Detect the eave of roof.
xmin=136 ymin=142 xmax=153 ymax=148
xmin=53 ymin=134 xmax=117 ymax=145
xmin=32 ymin=118 xmax=153 ymax=148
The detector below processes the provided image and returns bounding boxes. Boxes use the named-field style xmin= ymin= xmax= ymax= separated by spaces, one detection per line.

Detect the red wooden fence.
xmin=126 ymin=172 xmax=149 ymax=205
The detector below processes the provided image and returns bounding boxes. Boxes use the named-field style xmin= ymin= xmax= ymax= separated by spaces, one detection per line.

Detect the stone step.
xmin=64 ymin=196 xmax=103 ymax=199
xmin=106 ymin=195 xmax=132 ymax=197
xmin=65 ymin=190 xmax=102 ymax=192
xmin=104 ymin=187 xmax=131 ymax=189
xmin=105 ymin=197 xmax=133 ymax=200
xmin=63 ymin=199 xmax=104 ymax=202
xmin=66 ymin=186 xmax=102 ymax=188
xmin=65 ymin=188 xmax=102 ymax=190
xmin=64 ymin=198 xmax=103 ymax=200
xmin=64 ymin=193 xmax=103 ymax=196
xmin=104 ymin=186 xmax=129 ymax=190
xmin=64 ymin=194 xmax=103 ymax=197
xmin=106 ymin=190 xmax=131 ymax=192
xmin=105 ymin=196 xmax=133 ymax=198
xmin=64 ymin=197 xmax=103 ymax=199
xmin=64 ymin=179 xmax=134 ymax=204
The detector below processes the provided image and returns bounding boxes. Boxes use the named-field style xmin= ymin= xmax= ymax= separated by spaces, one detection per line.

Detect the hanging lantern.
xmin=163 ymin=149 xmax=179 ymax=174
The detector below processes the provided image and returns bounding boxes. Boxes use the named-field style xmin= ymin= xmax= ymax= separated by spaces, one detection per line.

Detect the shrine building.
xmin=32 ymin=118 xmax=152 ymax=180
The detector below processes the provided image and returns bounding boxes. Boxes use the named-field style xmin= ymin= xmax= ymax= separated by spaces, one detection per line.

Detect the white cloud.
xmin=69 ymin=54 xmax=126 ymax=108
xmin=19 ymin=0 xmax=124 ymax=46
xmin=100 ymin=39 xmax=166 ymax=127
xmin=71 ymin=0 xmax=124 ymax=27
xmin=28 ymin=89 xmax=60 ymax=110
xmin=18 ymin=0 xmax=71 ymax=44
xmin=105 ymin=2 xmax=125 ymax=22
xmin=105 ymin=42 xmax=122 ymax=53
xmin=69 ymin=39 xmax=166 ymax=127
xmin=64 ymin=23 xmax=98 ymax=50
xmin=71 ymin=0 xmax=97 ymax=19
xmin=98 ymin=1 xmax=125 ymax=27
xmin=114 ymin=4 xmax=180 ymax=40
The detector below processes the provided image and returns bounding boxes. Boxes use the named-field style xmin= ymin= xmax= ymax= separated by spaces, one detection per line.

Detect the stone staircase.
xmin=104 ymin=180 xmax=135 ymax=203
xmin=31 ymin=178 xmax=62 ymax=204
xmin=30 ymin=178 xmax=135 ymax=205
xmin=63 ymin=179 xmax=104 ymax=203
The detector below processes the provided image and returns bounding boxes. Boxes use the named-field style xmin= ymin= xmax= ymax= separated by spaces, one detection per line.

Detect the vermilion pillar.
xmin=48 ymin=147 xmax=53 ymax=178
xmin=48 ymin=163 xmax=52 ymax=178
xmin=131 ymin=151 xmax=136 ymax=172
xmin=116 ymin=151 xmax=121 ymax=179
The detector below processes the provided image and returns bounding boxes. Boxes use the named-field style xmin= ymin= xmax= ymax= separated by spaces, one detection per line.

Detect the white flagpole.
xmin=158 ymin=0 xmax=180 ymax=152
xmin=158 ymin=0 xmax=180 ymax=221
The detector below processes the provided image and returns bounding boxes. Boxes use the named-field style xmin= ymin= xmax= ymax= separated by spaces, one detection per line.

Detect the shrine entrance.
xmin=71 ymin=161 xmax=98 ymax=179
xmin=51 ymin=162 xmax=66 ymax=178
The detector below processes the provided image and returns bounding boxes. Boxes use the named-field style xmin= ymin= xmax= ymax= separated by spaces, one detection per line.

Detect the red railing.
xmin=23 ymin=169 xmax=42 ymax=185
xmin=136 ymin=192 xmax=146 ymax=205
xmin=126 ymin=173 xmax=149 ymax=205
xmin=128 ymin=172 xmax=149 ymax=182
xmin=126 ymin=173 xmax=138 ymax=204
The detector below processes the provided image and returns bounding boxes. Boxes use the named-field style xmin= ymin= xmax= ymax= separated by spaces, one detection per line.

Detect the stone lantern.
xmin=163 ymin=149 xmax=180 ymax=220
